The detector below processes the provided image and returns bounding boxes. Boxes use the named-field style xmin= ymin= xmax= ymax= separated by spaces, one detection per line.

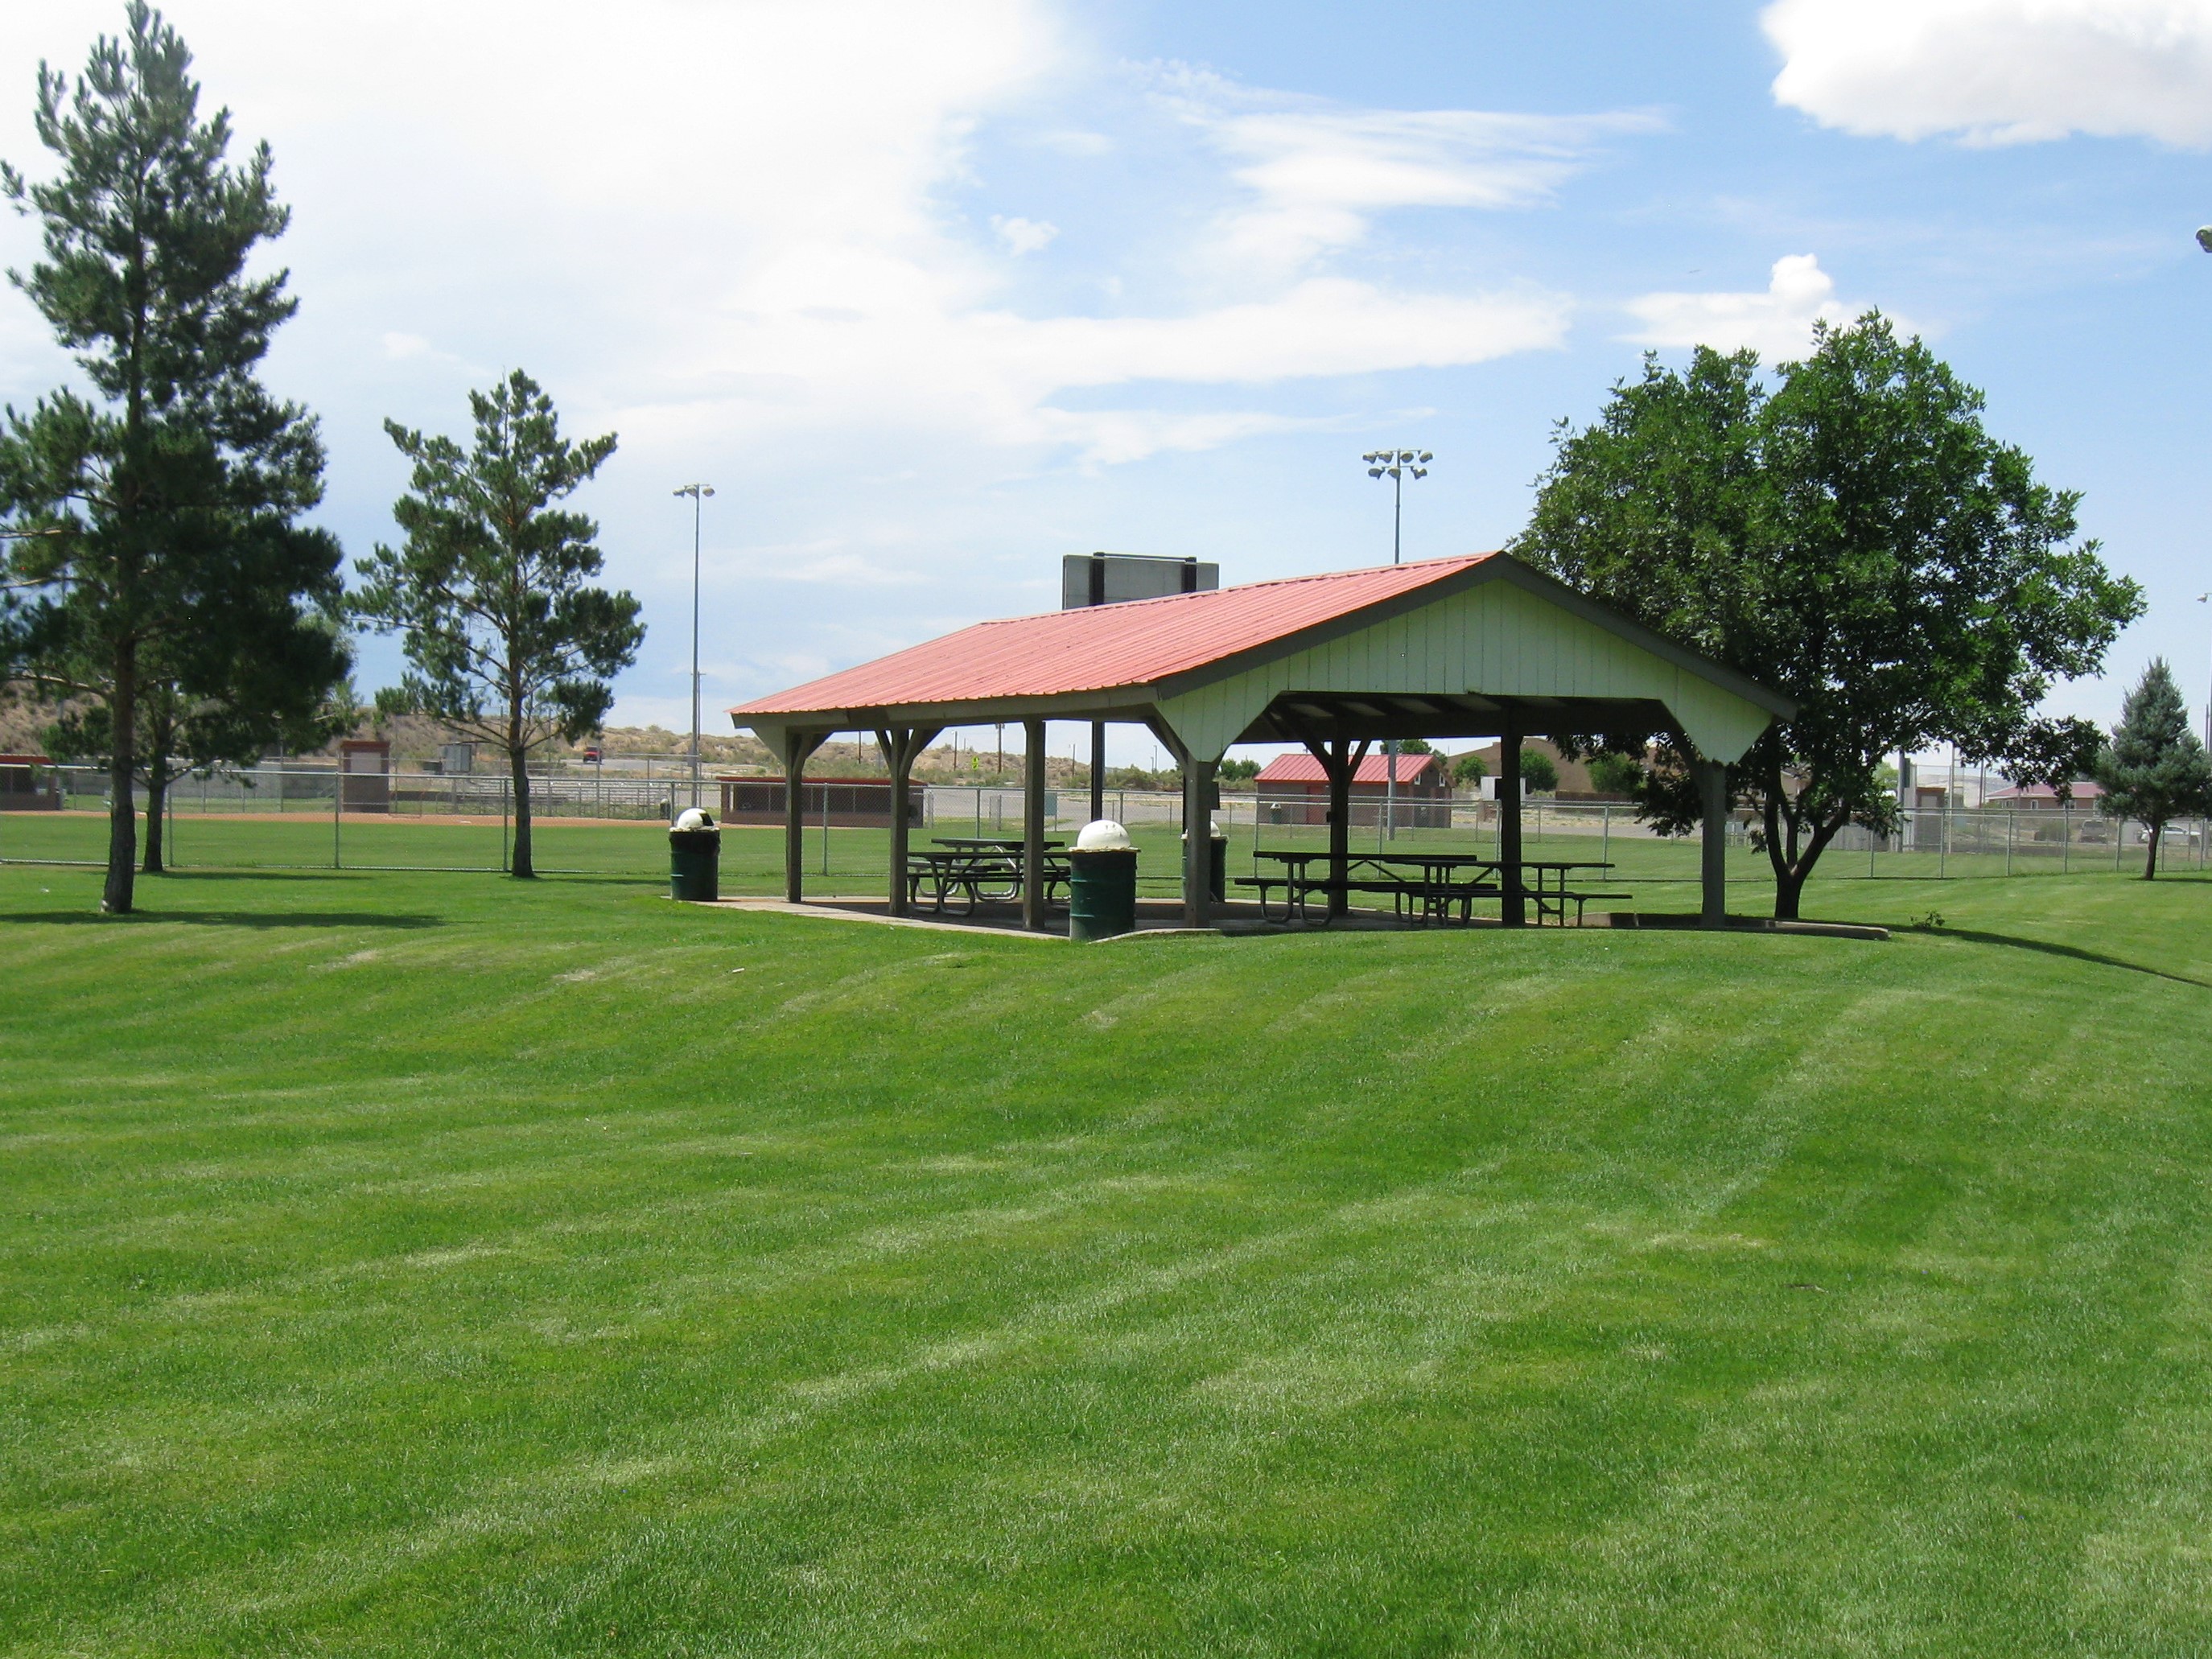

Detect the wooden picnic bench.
xmin=1239 ymin=850 xmax=1622 ymax=926
xmin=905 ymin=847 xmax=1072 ymax=916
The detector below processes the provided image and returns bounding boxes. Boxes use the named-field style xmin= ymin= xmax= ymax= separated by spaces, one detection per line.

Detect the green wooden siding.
xmin=1156 ymin=578 xmax=1774 ymax=763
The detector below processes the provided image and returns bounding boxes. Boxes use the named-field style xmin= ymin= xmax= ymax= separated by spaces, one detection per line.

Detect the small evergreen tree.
xmin=2095 ymin=659 xmax=2212 ymax=878
xmin=352 ymin=371 xmax=644 ymax=879
xmin=1518 ymin=749 xmax=1559 ymax=793
xmin=0 ymin=3 xmax=347 ymax=910
xmin=1451 ymin=751 xmax=1488 ymax=786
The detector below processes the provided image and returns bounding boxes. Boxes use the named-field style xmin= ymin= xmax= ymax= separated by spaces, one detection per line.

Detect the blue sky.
xmin=3 ymin=0 xmax=2209 ymax=767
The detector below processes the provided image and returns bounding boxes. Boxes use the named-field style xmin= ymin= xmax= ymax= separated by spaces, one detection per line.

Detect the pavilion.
xmin=731 ymin=552 xmax=1794 ymax=931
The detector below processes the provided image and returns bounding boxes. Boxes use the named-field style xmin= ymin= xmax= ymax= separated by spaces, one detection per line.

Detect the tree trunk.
xmin=1773 ymin=862 xmax=1805 ymax=920
xmin=142 ymin=766 xmax=167 ymax=875
xmin=2144 ymin=823 xmax=2161 ymax=879
xmin=509 ymin=742 xmax=534 ymax=878
xmin=104 ymin=648 xmax=138 ymax=914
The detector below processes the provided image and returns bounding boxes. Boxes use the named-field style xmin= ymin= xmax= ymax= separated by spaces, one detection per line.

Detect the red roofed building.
xmin=1255 ymin=750 xmax=1448 ymax=827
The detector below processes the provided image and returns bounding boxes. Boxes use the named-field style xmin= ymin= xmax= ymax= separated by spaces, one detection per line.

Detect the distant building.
xmin=720 ymin=775 xmax=924 ymax=828
xmin=1984 ymin=780 xmax=2104 ymax=810
xmin=1255 ymin=751 xmax=1449 ymax=827
xmin=0 ymin=753 xmax=60 ymax=812
xmin=1460 ymin=736 xmax=1597 ymax=797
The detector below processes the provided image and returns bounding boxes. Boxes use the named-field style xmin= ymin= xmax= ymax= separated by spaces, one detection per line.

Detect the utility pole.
xmin=1363 ymin=448 xmax=1431 ymax=839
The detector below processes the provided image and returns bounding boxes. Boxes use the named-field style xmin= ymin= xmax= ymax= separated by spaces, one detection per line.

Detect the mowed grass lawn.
xmin=3 ymin=862 xmax=2210 ymax=1656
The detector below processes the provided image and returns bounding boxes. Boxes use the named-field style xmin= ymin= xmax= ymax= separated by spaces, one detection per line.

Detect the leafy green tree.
xmin=1450 ymin=751 xmax=1488 ymax=787
xmin=1514 ymin=316 xmax=2140 ymax=918
xmin=0 ymin=3 xmax=346 ymax=912
xmin=2095 ymin=659 xmax=2211 ymax=878
xmin=1394 ymin=736 xmax=1432 ymax=755
xmin=1587 ymin=751 xmax=1644 ymax=797
xmin=1518 ymin=749 xmax=1559 ymax=793
xmin=352 ymin=371 xmax=644 ymax=879
xmin=1217 ymin=756 xmax=1260 ymax=783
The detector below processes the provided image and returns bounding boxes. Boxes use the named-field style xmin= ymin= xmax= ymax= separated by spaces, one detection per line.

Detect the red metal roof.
xmin=734 ymin=555 xmax=1496 ymax=715
xmin=1255 ymin=751 xmax=1441 ymax=786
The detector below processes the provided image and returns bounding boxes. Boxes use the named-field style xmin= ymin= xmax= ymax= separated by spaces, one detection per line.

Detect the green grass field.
xmin=3 ymin=805 xmax=2157 ymax=899
xmin=4 ymin=858 xmax=2210 ymax=1654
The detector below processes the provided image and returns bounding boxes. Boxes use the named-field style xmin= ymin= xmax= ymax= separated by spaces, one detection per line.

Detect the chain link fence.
xmin=3 ymin=764 xmax=2202 ymax=896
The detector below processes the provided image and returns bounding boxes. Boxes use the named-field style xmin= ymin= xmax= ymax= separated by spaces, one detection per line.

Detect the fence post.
xmin=1601 ymin=803 xmax=1610 ymax=868
xmin=821 ymin=784 xmax=830 ymax=879
xmin=2005 ymin=810 xmax=2013 ymax=878
xmin=333 ymin=767 xmax=342 ymax=870
xmin=501 ymin=776 xmax=510 ymax=873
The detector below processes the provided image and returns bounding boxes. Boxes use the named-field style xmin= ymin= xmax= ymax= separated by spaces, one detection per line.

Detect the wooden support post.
xmin=1022 ymin=718 xmax=1048 ymax=930
xmin=1295 ymin=731 xmax=1369 ymax=923
xmin=1182 ymin=751 xmax=1218 ymax=928
xmin=1090 ymin=719 xmax=1106 ymax=826
xmin=875 ymin=724 xmax=941 ymax=918
xmin=1696 ymin=759 xmax=1728 ymax=930
xmin=1498 ymin=724 xmax=1525 ymax=928
xmin=781 ymin=729 xmax=828 ymax=904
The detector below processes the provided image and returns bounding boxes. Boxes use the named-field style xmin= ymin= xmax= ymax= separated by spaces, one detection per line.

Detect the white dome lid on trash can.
xmin=1075 ymin=819 xmax=1131 ymax=850
xmin=674 ymin=807 xmax=716 ymax=830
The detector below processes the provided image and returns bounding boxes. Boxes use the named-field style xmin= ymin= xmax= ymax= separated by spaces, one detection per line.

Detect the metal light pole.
xmin=1363 ymin=448 xmax=1431 ymax=839
xmin=672 ymin=484 xmax=715 ymax=815
xmin=2198 ymin=592 xmax=2211 ymax=757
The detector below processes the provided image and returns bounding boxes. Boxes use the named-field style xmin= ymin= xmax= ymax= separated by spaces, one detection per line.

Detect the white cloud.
xmin=1162 ymin=68 xmax=1662 ymax=270
xmin=1763 ymin=0 xmax=2212 ymax=146
xmin=1625 ymin=254 xmax=1880 ymax=357
xmin=0 ymin=3 xmax=1607 ymax=475
xmin=0 ymin=0 xmax=1649 ymax=712
xmin=991 ymin=215 xmax=1061 ymax=255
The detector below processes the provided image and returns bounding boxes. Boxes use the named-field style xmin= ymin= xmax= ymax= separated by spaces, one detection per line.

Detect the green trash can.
xmin=1069 ymin=820 xmax=1138 ymax=941
xmin=669 ymin=811 xmax=721 ymax=902
xmin=1181 ymin=821 xmax=1229 ymax=904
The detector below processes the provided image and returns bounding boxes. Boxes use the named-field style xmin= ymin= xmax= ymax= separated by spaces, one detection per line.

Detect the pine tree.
xmin=352 ymin=371 xmax=644 ymax=879
xmin=0 ymin=3 xmax=346 ymax=911
xmin=2095 ymin=659 xmax=2212 ymax=879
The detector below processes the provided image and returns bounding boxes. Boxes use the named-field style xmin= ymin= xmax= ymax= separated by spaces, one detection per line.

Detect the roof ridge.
xmin=968 ymin=553 xmax=1491 ymax=629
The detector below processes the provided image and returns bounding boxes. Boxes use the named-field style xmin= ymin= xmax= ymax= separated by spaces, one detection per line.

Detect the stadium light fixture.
xmin=1362 ymin=444 xmax=1436 ymax=843
xmin=1363 ymin=444 xmax=1431 ymax=567
xmin=673 ymin=484 xmax=715 ymax=815
xmin=2199 ymin=591 xmax=2211 ymax=755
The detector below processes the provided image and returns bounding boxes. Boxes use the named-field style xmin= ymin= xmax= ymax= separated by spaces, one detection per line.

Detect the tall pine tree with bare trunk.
xmin=352 ymin=371 xmax=643 ymax=879
xmin=0 ymin=3 xmax=344 ymax=912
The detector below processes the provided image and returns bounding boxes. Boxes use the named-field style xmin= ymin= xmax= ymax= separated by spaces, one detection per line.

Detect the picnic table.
xmin=1238 ymin=850 xmax=1622 ymax=926
xmin=906 ymin=839 xmax=1072 ymax=916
